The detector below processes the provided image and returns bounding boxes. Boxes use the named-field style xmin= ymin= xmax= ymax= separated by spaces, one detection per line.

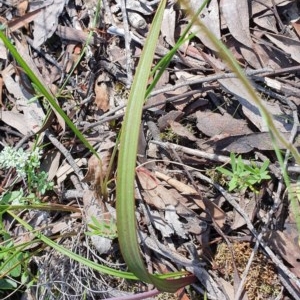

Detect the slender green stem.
xmin=8 ymin=211 xmax=137 ymax=279
xmin=0 ymin=31 xmax=99 ymax=160
xmin=116 ymin=0 xmax=195 ymax=292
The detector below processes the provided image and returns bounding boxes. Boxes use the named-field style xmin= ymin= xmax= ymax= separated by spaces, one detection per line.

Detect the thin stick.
xmin=119 ymin=0 xmax=132 ymax=87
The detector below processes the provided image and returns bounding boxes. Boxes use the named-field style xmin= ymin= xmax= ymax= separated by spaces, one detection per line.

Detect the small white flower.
xmin=0 ymin=146 xmax=52 ymax=196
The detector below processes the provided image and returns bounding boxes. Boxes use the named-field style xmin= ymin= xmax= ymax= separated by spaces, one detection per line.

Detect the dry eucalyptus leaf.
xmin=82 ymin=148 xmax=113 ymax=189
xmin=161 ymin=2 xmax=176 ymax=46
xmin=1 ymin=64 xmax=46 ymax=134
xmin=203 ymin=132 xmax=300 ymax=153
xmin=189 ymin=0 xmax=220 ymax=51
xmin=239 ymin=45 xmax=263 ymax=69
xmin=168 ymin=120 xmax=197 ymax=141
xmin=2 ymin=64 xmax=29 ymax=99
xmin=218 ymin=278 xmax=235 ymax=300
xmin=196 ymin=196 xmax=226 ymax=228
xmin=226 ymin=33 xmax=274 ymax=68
xmin=154 ymin=171 xmax=226 ymax=228
xmin=56 ymin=158 xmax=86 ymax=186
xmin=40 ymin=150 xmax=61 ymax=181
xmin=138 ymin=172 xmax=206 ymax=235
xmin=252 ymin=9 xmax=278 ymax=33
xmin=168 ymin=188 xmax=199 ymax=210
xmin=158 ymin=111 xmax=184 ymax=130
xmin=12 ymin=38 xmax=66 ymax=132
xmin=94 ymin=73 xmax=110 ymax=112
xmin=220 ymin=0 xmax=253 ymax=48
xmin=147 ymin=70 xmax=169 ymax=111
xmin=33 ymin=0 xmax=67 ymax=47
xmin=196 ymin=111 xmax=252 ymax=137
xmin=265 ymin=33 xmax=300 ymax=63
xmin=231 ymin=197 xmax=257 ymax=230
xmin=164 ymin=205 xmax=188 ymax=239
xmin=7 ymin=7 xmax=43 ymax=32
xmin=1 ymin=111 xmax=32 ymax=135
xmin=219 ymin=77 xmax=292 ymax=132
xmin=251 ymin=0 xmax=294 ymax=16
xmin=154 ymin=171 xmax=198 ymax=196
xmin=150 ymin=210 xmax=175 ymax=237
xmin=137 ymin=170 xmax=169 ymax=209
xmin=266 ymin=230 xmax=300 ymax=278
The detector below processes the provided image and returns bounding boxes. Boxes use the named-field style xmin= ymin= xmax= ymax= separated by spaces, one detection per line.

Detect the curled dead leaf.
xmin=196 ymin=111 xmax=252 ymax=137
xmin=82 ymin=148 xmax=113 ymax=191
xmin=94 ymin=73 xmax=110 ymax=112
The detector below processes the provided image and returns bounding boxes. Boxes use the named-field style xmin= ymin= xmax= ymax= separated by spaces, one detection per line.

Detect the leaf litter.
xmin=0 ymin=0 xmax=300 ymax=299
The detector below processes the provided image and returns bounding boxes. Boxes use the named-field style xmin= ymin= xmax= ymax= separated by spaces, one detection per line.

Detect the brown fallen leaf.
xmin=240 ymin=44 xmax=263 ymax=69
xmin=266 ymin=230 xmax=300 ymax=278
xmin=292 ymin=19 xmax=300 ymax=38
xmin=203 ymin=132 xmax=300 ymax=153
xmin=1 ymin=111 xmax=33 ymax=135
xmin=219 ymin=77 xmax=292 ymax=132
xmin=56 ymin=158 xmax=86 ymax=186
xmin=251 ymin=0 xmax=294 ymax=16
xmin=220 ymin=0 xmax=253 ymax=48
xmin=188 ymin=0 xmax=220 ymax=52
xmin=32 ymin=0 xmax=67 ymax=48
xmin=158 ymin=111 xmax=184 ymax=130
xmin=252 ymin=9 xmax=278 ymax=33
xmin=56 ymin=25 xmax=103 ymax=45
xmin=146 ymin=70 xmax=169 ymax=111
xmin=82 ymin=149 xmax=112 ymax=191
xmin=218 ymin=278 xmax=235 ymax=300
xmin=94 ymin=73 xmax=110 ymax=112
xmin=168 ymin=120 xmax=197 ymax=141
xmin=161 ymin=2 xmax=176 ymax=46
xmin=136 ymin=169 xmax=169 ymax=209
xmin=265 ymin=33 xmax=300 ymax=64
xmin=231 ymin=196 xmax=257 ymax=230
xmin=196 ymin=110 xmax=252 ymax=137
xmin=6 ymin=6 xmax=42 ymax=32
xmin=12 ymin=39 xmax=66 ymax=132
xmin=154 ymin=171 xmax=198 ymax=196
xmin=40 ymin=150 xmax=61 ymax=181
xmin=137 ymin=170 xmax=207 ymax=236
xmin=154 ymin=171 xmax=226 ymax=228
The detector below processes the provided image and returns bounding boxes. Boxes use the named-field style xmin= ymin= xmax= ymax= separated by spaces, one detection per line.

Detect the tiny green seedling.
xmin=0 ymin=234 xmax=34 ymax=294
xmin=217 ymin=153 xmax=271 ymax=192
xmin=86 ymin=216 xmax=117 ymax=239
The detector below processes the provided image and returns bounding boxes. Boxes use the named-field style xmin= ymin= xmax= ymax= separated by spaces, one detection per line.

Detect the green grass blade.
xmin=8 ymin=211 xmax=137 ymax=280
xmin=0 ymin=31 xmax=99 ymax=160
xmin=116 ymin=0 xmax=194 ymax=292
xmin=146 ymin=0 xmax=210 ymax=97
